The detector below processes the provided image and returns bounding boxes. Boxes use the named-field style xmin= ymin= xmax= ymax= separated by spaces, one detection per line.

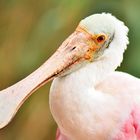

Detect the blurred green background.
xmin=0 ymin=0 xmax=140 ymax=140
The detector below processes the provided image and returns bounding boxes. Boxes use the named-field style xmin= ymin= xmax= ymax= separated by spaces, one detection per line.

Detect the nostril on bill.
xmin=70 ymin=46 xmax=76 ymax=51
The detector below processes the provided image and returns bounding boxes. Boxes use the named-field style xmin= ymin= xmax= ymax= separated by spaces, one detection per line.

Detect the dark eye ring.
xmin=96 ymin=35 xmax=106 ymax=43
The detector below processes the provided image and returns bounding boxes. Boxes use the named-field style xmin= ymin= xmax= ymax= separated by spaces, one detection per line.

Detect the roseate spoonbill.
xmin=0 ymin=13 xmax=140 ymax=140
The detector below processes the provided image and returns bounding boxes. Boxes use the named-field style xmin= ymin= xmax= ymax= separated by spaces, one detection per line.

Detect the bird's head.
xmin=46 ymin=13 xmax=129 ymax=80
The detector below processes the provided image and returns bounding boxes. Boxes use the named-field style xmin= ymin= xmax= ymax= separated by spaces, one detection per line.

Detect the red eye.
xmin=96 ymin=35 xmax=106 ymax=43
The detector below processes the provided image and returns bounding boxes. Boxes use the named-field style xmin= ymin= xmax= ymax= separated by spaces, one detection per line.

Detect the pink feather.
xmin=56 ymin=128 xmax=69 ymax=140
xmin=113 ymin=106 xmax=140 ymax=140
xmin=56 ymin=106 xmax=140 ymax=140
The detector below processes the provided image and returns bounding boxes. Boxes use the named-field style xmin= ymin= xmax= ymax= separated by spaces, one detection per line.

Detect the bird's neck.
xmin=61 ymin=49 xmax=123 ymax=90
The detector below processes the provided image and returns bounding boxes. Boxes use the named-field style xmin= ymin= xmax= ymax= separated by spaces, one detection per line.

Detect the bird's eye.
xmin=96 ymin=34 xmax=106 ymax=43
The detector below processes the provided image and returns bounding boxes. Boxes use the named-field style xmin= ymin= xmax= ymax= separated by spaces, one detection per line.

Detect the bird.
xmin=0 ymin=13 xmax=140 ymax=140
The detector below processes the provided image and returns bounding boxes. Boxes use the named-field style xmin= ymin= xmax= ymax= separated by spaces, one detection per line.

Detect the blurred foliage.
xmin=0 ymin=0 xmax=140 ymax=140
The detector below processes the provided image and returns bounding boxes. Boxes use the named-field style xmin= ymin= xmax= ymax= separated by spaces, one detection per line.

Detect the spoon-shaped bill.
xmin=0 ymin=28 xmax=92 ymax=129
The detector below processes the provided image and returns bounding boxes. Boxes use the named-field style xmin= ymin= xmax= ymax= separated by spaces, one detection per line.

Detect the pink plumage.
xmin=113 ymin=106 xmax=140 ymax=140
xmin=56 ymin=107 xmax=140 ymax=140
xmin=56 ymin=128 xmax=69 ymax=140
